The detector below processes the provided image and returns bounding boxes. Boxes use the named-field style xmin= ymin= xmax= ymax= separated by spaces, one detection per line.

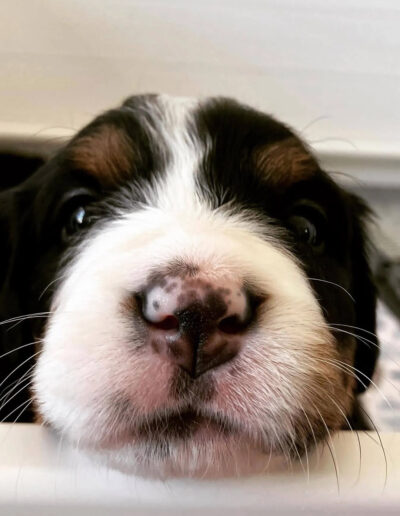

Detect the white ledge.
xmin=0 ymin=424 xmax=399 ymax=515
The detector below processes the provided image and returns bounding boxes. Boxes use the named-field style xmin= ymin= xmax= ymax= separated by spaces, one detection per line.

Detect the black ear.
xmin=0 ymin=151 xmax=45 ymax=289
xmin=0 ymin=188 xmax=36 ymax=422
xmin=348 ymin=194 xmax=379 ymax=393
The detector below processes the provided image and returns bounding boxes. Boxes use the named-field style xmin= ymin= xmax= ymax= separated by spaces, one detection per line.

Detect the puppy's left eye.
xmin=287 ymin=204 xmax=327 ymax=250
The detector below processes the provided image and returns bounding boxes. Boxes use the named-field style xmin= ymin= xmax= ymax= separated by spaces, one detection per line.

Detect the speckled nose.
xmin=137 ymin=273 xmax=260 ymax=377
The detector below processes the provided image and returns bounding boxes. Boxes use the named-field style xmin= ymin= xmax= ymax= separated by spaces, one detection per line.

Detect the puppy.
xmin=0 ymin=95 xmax=378 ymax=477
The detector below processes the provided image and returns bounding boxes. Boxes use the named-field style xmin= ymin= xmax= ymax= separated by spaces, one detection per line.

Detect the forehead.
xmin=66 ymin=95 xmax=320 ymax=194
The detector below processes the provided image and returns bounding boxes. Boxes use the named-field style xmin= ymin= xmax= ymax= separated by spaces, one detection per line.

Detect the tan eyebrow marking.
xmin=253 ymin=136 xmax=317 ymax=186
xmin=68 ymin=124 xmax=134 ymax=186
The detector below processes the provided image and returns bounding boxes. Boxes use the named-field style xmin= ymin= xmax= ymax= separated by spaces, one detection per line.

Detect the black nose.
xmin=137 ymin=274 xmax=261 ymax=377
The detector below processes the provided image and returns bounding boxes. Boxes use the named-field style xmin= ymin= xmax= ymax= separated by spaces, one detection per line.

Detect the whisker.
xmin=312 ymin=402 xmax=340 ymax=494
xmin=331 ymin=327 xmax=400 ymax=381
xmin=325 ymin=392 xmax=362 ymax=486
xmin=326 ymin=439 xmax=340 ymax=494
xmin=323 ymin=358 xmax=392 ymax=407
xmin=303 ymin=436 xmax=310 ymax=483
xmin=0 ymin=341 xmax=38 ymax=361
xmin=1 ymin=312 xmax=52 ymax=332
xmin=262 ymin=442 xmax=274 ymax=474
xmin=0 ymin=398 xmax=32 ymax=424
xmin=308 ymin=278 xmax=355 ymax=303
xmin=359 ymin=405 xmax=388 ymax=492
xmin=290 ymin=439 xmax=307 ymax=476
xmin=299 ymin=405 xmax=318 ymax=453
xmin=311 ymin=356 xmax=369 ymax=392
xmin=38 ymin=276 xmax=64 ymax=301
xmin=361 ymin=431 xmax=380 ymax=446
xmin=329 ymin=327 xmax=379 ymax=356
xmin=329 ymin=323 xmax=378 ymax=340
xmin=13 ymin=400 xmax=33 ymax=424
xmin=269 ymin=422 xmax=292 ymax=469
xmin=0 ymin=377 xmax=34 ymax=413
xmin=329 ymin=326 xmax=374 ymax=348
xmin=308 ymin=136 xmax=358 ymax=150
xmin=0 ymin=349 xmax=41 ymax=391
xmin=0 ymin=364 xmax=35 ymax=405
xmin=300 ymin=115 xmax=330 ymax=134
xmin=327 ymin=325 xmax=400 ymax=381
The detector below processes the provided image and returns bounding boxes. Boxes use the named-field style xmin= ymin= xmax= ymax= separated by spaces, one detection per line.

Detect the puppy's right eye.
xmin=64 ymin=206 xmax=91 ymax=236
xmin=61 ymin=196 xmax=95 ymax=242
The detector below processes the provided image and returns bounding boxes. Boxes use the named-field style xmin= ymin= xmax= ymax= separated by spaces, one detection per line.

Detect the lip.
xmin=136 ymin=409 xmax=235 ymax=441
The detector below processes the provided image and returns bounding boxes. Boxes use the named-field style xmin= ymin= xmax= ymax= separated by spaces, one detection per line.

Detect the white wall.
xmin=0 ymin=0 xmax=399 ymax=160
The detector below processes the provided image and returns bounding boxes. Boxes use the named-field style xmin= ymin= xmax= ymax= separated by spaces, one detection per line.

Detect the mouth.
xmin=135 ymin=408 xmax=236 ymax=442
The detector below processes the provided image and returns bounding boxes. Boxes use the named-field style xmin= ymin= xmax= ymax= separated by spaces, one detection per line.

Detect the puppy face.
xmin=0 ymin=95 xmax=378 ymax=477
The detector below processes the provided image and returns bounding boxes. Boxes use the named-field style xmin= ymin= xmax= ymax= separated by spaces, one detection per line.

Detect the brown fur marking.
xmin=69 ymin=125 xmax=133 ymax=186
xmin=254 ymin=137 xmax=317 ymax=186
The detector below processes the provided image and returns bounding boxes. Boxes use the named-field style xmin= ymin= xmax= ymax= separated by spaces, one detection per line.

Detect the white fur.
xmin=33 ymin=95 xmax=343 ymax=477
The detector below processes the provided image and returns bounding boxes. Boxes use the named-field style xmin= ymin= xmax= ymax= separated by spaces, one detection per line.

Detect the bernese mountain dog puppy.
xmin=0 ymin=95 xmax=378 ymax=476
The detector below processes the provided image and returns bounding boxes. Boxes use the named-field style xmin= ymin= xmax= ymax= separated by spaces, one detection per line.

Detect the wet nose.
xmin=136 ymin=274 xmax=260 ymax=377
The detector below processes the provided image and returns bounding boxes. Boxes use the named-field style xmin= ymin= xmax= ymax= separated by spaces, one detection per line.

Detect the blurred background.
xmin=0 ymin=1 xmax=398 ymax=155
xmin=0 ymin=0 xmax=399 ymax=428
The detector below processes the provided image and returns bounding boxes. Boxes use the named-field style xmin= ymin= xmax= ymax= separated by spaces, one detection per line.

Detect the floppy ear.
xmin=348 ymin=193 xmax=380 ymax=393
xmin=0 ymin=151 xmax=45 ymax=290
xmin=0 ymin=188 xmax=36 ymax=422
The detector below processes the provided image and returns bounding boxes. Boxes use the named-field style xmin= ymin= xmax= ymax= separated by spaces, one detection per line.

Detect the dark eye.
xmin=62 ymin=203 xmax=93 ymax=242
xmin=287 ymin=204 xmax=327 ymax=250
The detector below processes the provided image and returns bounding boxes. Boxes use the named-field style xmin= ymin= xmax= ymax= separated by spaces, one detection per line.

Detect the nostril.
xmin=135 ymin=293 xmax=180 ymax=331
xmin=152 ymin=315 xmax=180 ymax=331
xmin=218 ymin=315 xmax=246 ymax=335
xmin=218 ymin=293 xmax=265 ymax=335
